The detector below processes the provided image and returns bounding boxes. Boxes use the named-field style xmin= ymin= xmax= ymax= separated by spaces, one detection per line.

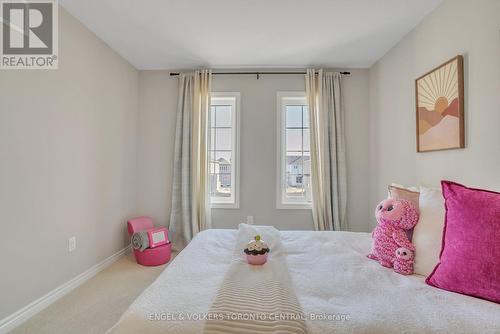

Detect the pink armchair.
xmin=127 ymin=217 xmax=172 ymax=266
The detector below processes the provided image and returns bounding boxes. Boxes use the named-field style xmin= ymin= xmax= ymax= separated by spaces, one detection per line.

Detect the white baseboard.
xmin=0 ymin=245 xmax=131 ymax=334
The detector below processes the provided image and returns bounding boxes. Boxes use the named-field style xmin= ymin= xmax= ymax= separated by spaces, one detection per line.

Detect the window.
xmin=209 ymin=92 xmax=240 ymax=208
xmin=276 ymin=92 xmax=312 ymax=209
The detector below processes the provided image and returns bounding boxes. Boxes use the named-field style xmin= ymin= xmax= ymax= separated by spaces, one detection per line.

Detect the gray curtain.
xmin=306 ymin=69 xmax=347 ymax=231
xmin=169 ymin=70 xmax=212 ymax=250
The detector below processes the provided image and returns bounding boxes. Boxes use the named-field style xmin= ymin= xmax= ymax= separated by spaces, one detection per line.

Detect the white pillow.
xmin=412 ymin=186 xmax=446 ymax=276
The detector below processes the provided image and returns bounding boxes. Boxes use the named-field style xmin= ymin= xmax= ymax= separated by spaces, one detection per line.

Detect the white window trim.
xmin=209 ymin=92 xmax=240 ymax=209
xmin=276 ymin=92 xmax=312 ymax=210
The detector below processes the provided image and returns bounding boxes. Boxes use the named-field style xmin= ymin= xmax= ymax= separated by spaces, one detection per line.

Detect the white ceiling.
xmin=60 ymin=0 xmax=442 ymax=70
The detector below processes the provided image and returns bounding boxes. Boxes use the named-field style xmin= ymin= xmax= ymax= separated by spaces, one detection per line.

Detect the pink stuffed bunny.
xmin=367 ymin=198 xmax=419 ymax=275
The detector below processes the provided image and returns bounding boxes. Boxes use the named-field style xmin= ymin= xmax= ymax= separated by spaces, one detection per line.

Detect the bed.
xmin=108 ymin=229 xmax=500 ymax=333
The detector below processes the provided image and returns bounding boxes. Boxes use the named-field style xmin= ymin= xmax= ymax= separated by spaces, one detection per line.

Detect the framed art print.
xmin=415 ymin=55 xmax=465 ymax=152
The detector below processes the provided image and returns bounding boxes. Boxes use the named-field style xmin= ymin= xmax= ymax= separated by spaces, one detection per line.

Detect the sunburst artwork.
xmin=415 ymin=55 xmax=465 ymax=152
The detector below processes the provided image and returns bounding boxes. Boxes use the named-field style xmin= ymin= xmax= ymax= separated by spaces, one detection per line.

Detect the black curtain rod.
xmin=169 ymin=71 xmax=351 ymax=78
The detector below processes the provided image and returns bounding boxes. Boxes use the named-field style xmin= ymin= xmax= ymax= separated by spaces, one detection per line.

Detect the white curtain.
xmin=169 ymin=70 xmax=212 ymax=250
xmin=306 ymin=69 xmax=347 ymax=231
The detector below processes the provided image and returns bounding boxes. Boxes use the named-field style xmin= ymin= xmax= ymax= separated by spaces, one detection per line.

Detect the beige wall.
xmin=137 ymin=70 xmax=371 ymax=232
xmin=136 ymin=71 xmax=178 ymax=226
xmin=368 ymin=0 xmax=500 ymax=227
xmin=0 ymin=8 xmax=139 ymax=320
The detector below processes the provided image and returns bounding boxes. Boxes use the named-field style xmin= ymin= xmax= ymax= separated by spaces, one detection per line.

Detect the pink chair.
xmin=127 ymin=217 xmax=172 ymax=266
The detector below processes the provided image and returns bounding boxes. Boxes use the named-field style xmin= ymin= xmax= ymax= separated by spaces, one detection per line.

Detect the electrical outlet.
xmin=246 ymin=216 xmax=254 ymax=225
xmin=68 ymin=237 xmax=76 ymax=252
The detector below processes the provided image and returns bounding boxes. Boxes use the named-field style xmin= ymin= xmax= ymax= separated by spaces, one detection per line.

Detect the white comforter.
xmin=108 ymin=229 xmax=500 ymax=334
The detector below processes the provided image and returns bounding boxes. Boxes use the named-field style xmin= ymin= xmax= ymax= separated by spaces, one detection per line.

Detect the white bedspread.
xmin=108 ymin=229 xmax=500 ymax=334
xmin=204 ymin=224 xmax=306 ymax=333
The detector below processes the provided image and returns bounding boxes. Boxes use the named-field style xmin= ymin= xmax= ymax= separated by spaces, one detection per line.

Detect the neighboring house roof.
xmin=213 ymin=157 xmax=230 ymax=165
xmin=286 ymin=155 xmax=310 ymax=165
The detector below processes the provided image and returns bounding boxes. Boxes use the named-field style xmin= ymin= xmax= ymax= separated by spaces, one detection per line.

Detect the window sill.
xmin=276 ymin=203 xmax=312 ymax=210
xmin=210 ymin=203 xmax=239 ymax=209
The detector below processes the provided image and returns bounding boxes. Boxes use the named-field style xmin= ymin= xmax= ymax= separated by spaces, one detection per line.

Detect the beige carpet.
xmin=11 ymin=251 xmax=174 ymax=334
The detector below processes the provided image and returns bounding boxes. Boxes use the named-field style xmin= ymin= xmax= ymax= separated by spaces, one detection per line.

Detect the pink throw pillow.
xmin=426 ymin=181 xmax=500 ymax=303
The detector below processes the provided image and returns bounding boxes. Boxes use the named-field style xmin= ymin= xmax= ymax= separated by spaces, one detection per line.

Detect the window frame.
xmin=209 ymin=92 xmax=241 ymax=209
xmin=276 ymin=91 xmax=312 ymax=210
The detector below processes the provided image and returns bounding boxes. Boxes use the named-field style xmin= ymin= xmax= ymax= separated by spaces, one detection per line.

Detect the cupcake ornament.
xmin=244 ymin=235 xmax=269 ymax=265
